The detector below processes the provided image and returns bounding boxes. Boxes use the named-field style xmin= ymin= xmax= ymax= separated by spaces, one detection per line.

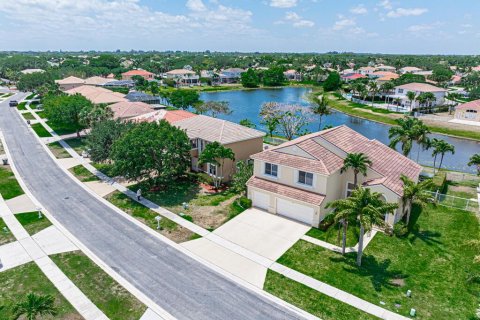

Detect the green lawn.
xmin=21 ymin=112 xmax=36 ymax=120
xmin=47 ymin=121 xmax=84 ymax=136
xmin=16 ymin=102 xmax=27 ymax=110
xmin=0 ymin=262 xmax=80 ymax=319
xmin=64 ymin=137 xmax=88 ymax=154
xmin=106 ymin=191 xmax=196 ymax=243
xmin=25 ymin=93 xmax=37 ymax=100
xmin=36 ymin=110 xmax=48 ymax=119
xmin=276 ymin=205 xmax=480 ymax=319
xmin=306 ymin=223 xmax=360 ymax=248
xmin=31 ymin=123 xmax=52 ymax=137
xmin=0 ymin=166 xmax=24 ymax=199
xmin=264 ymin=270 xmax=376 ymax=320
xmin=92 ymin=162 xmax=116 ymax=177
xmin=15 ymin=211 xmax=52 ymax=235
xmin=69 ymin=165 xmax=99 ymax=182
xmin=47 ymin=141 xmax=72 ymax=159
xmin=51 ymin=251 xmax=146 ymax=320
xmin=0 ymin=217 xmax=16 ymax=245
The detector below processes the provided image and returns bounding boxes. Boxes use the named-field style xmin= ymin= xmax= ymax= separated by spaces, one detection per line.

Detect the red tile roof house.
xmin=341 ymin=73 xmax=367 ymax=82
xmin=247 ymin=126 xmax=422 ymax=227
xmin=132 ymin=111 xmax=265 ymax=181
xmin=454 ymin=99 xmax=480 ymax=123
xmin=121 ymin=69 xmax=155 ymax=81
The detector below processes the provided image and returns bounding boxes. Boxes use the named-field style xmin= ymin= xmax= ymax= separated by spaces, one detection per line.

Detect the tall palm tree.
xmin=327 ymin=188 xmax=397 ymax=266
xmin=406 ymin=91 xmax=417 ymax=112
xmin=388 ymin=116 xmax=423 ymax=157
xmin=412 ymin=122 xmax=431 ymax=163
xmin=325 ymin=202 xmax=356 ymax=255
xmin=381 ymin=82 xmax=394 ymax=104
xmin=13 ymin=293 xmax=57 ymax=320
xmin=468 ymin=154 xmax=480 ymax=176
xmin=340 ymin=153 xmax=372 ymax=187
xmin=432 ymin=139 xmax=455 ymax=174
xmin=310 ymin=95 xmax=331 ymax=131
xmin=368 ymin=81 xmax=379 ymax=106
xmin=423 ymin=92 xmax=436 ymax=113
xmin=400 ymin=174 xmax=434 ymax=226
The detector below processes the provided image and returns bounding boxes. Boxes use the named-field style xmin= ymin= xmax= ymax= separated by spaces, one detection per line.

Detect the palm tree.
xmin=468 ymin=154 xmax=480 ymax=176
xmin=389 ymin=116 xmax=423 ymax=157
xmin=368 ymin=81 xmax=379 ymax=106
xmin=400 ymin=174 xmax=434 ymax=226
xmin=325 ymin=202 xmax=356 ymax=255
xmin=423 ymin=92 xmax=436 ymax=113
xmin=381 ymin=82 xmax=394 ymax=104
xmin=406 ymin=91 xmax=416 ymax=112
xmin=412 ymin=122 xmax=431 ymax=163
xmin=198 ymin=142 xmax=235 ymax=189
xmin=340 ymin=153 xmax=372 ymax=187
xmin=431 ymin=139 xmax=455 ymax=174
xmin=310 ymin=95 xmax=331 ymax=131
xmin=13 ymin=293 xmax=57 ymax=320
xmin=327 ymin=188 xmax=397 ymax=266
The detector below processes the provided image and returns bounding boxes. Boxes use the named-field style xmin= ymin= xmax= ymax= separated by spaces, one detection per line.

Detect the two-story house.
xmin=390 ymin=83 xmax=447 ymax=111
xmin=219 ymin=68 xmax=246 ymax=84
xmin=165 ymin=69 xmax=200 ymax=86
xmin=247 ymin=126 xmax=421 ymax=227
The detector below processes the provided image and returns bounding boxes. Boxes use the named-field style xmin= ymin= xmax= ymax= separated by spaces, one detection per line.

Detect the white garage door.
xmin=252 ymin=191 xmax=270 ymax=210
xmin=276 ymin=198 xmax=315 ymax=225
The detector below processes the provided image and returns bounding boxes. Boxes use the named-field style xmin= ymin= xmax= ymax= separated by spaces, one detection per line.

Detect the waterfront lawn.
xmin=31 ymin=123 xmax=52 ymax=137
xmin=264 ymin=270 xmax=376 ymax=320
xmin=15 ymin=211 xmax=52 ymax=235
xmin=0 ymin=166 xmax=24 ymax=200
xmin=69 ymin=165 xmax=99 ymax=182
xmin=51 ymin=251 xmax=147 ymax=319
xmin=0 ymin=262 xmax=80 ymax=319
xmin=47 ymin=141 xmax=72 ymax=159
xmin=21 ymin=112 xmax=36 ymax=120
xmin=105 ymin=191 xmax=196 ymax=243
xmin=0 ymin=217 xmax=16 ymax=245
xmin=306 ymin=223 xmax=360 ymax=248
xmin=276 ymin=205 xmax=480 ymax=319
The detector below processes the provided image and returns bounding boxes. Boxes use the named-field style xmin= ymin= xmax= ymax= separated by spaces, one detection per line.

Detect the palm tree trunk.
xmin=439 ymin=154 xmax=445 ymax=172
xmin=433 ymin=154 xmax=437 ymax=175
xmin=356 ymin=224 xmax=365 ymax=266
xmin=353 ymin=172 xmax=358 ymax=188
xmin=342 ymin=220 xmax=347 ymax=255
xmin=318 ymin=115 xmax=322 ymax=131
xmin=405 ymin=200 xmax=411 ymax=226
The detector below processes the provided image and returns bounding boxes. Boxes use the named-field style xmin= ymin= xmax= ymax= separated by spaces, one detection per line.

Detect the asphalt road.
xmin=0 ymin=93 xmax=306 ymax=320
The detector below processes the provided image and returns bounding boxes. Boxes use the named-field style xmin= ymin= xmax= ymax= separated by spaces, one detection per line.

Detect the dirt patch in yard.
xmin=186 ymin=196 xmax=238 ymax=230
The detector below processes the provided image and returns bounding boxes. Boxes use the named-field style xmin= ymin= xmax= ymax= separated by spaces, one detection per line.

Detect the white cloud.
xmin=283 ymin=12 xmax=314 ymax=27
xmin=333 ymin=15 xmax=356 ymax=30
xmin=378 ymin=0 xmax=393 ymax=10
xmin=186 ymin=0 xmax=207 ymax=12
xmin=407 ymin=24 xmax=435 ymax=32
xmin=270 ymin=0 xmax=298 ymax=8
xmin=386 ymin=8 xmax=428 ymax=18
xmin=350 ymin=5 xmax=368 ymax=15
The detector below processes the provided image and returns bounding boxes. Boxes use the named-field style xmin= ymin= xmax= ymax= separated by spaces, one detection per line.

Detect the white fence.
xmin=427 ymin=190 xmax=478 ymax=212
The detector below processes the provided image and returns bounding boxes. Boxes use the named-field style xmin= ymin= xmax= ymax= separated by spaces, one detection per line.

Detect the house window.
xmin=398 ymin=89 xmax=404 ymax=94
xmin=298 ymin=171 xmax=314 ymax=186
xmin=346 ymin=182 xmax=356 ymax=197
xmin=191 ymin=139 xmax=198 ymax=149
xmin=208 ymin=163 xmax=217 ymax=176
xmin=264 ymin=163 xmax=278 ymax=177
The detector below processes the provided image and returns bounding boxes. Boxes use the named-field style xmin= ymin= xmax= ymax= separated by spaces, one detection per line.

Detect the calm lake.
xmin=200 ymin=87 xmax=480 ymax=174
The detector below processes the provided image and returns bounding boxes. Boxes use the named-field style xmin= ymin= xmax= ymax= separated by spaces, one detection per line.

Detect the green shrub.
xmin=393 ymin=221 xmax=408 ymax=237
xmin=180 ymin=213 xmax=193 ymax=222
xmin=432 ymin=171 xmax=447 ymax=193
xmin=196 ymin=172 xmax=213 ymax=185
xmin=237 ymin=197 xmax=252 ymax=209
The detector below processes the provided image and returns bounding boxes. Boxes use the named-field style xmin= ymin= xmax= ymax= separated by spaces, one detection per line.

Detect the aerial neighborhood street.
xmin=1 ymin=1 xmax=480 ymax=320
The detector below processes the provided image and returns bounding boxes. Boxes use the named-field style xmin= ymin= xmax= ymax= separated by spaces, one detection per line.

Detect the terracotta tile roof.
xmin=456 ymin=99 xmax=480 ymax=111
xmin=65 ymin=85 xmax=127 ymax=104
xmin=55 ymin=76 xmax=85 ymax=85
xmin=109 ymin=101 xmax=153 ymax=120
xmin=122 ymin=69 xmax=154 ymax=76
xmin=84 ymin=76 xmax=110 ymax=86
xmin=130 ymin=110 xmax=197 ymax=124
xmin=247 ymin=177 xmax=325 ymax=206
xmin=395 ymin=82 xmax=446 ymax=93
xmin=343 ymin=73 xmax=367 ymax=80
xmin=166 ymin=69 xmax=196 ymax=75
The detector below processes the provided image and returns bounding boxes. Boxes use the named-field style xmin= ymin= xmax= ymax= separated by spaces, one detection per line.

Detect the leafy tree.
xmin=79 ymin=104 xmax=113 ymax=128
xmin=261 ymin=117 xmax=279 ymax=138
xmin=43 ymin=93 xmax=93 ymax=137
xmin=260 ymin=102 xmax=311 ymax=140
xmin=310 ymin=95 xmax=331 ymax=130
xmin=468 ymin=87 xmax=480 ymax=100
xmin=327 ymin=188 xmax=397 ymax=266
xmin=412 ymin=122 xmax=431 ymax=162
xmin=13 ymin=292 xmax=58 ymax=320
xmin=89 ymin=54 xmax=120 ymax=69
xmin=340 ymin=153 xmax=372 ymax=187
xmin=400 ymin=174 xmax=434 ymax=226
xmin=232 ymin=160 xmax=253 ymax=194
xmin=195 ymin=101 xmax=231 ymax=118
xmin=87 ymin=119 xmax=133 ymax=162
xmin=239 ymin=118 xmax=256 ymax=128
xmin=17 ymin=72 xmax=54 ymax=92
xmin=132 ymin=75 xmax=148 ymax=90
xmin=198 ymin=141 xmax=235 ymax=189
xmin=241 ymin=69 xmax=260 ymax=88
xmin=394 ymin=73 xmax=425 ymax=86
xmin=110 ymin=121 xmax=191 ymax=187
xmin=262 ymin=66 xmax=286 ymax=87
xmin=431 ymin=65 xmax=454 ymax=83
xmin=323 ymin=72 xmax=341 ymax=92
xmin=168 ymin=89 xmax=201 ymax=109
xmin=431 ymin=139 xmax=455 ymax=173
xmin=468 ymin=154 xmax=480 ymax=176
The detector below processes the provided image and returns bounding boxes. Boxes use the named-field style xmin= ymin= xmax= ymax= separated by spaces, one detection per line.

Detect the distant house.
xmin=133 ymin=112 xmax=265 ymax=181
xmin=357 ymin=66 xmax=376 ymax=76
xmin=284 ymin=69 xmax=302 ymax=81
xmin=84 ymin=76 xmax=110 ymax=86
xmin=125 ymin=91 xmax=161 ymax=105
xmin=219 ymin=68 xmax=245 ymax=84
xmin=375 ymin=65 xmax=396 ymax=72
xmin=371 ymin=71 xmax=399 ymax=84
xmin=121 ymin=69 xmax=154 ymax=81
xmin=64 ymin=85 xmax=127 ymax=104
xmin=449 ymin=75 xmax=462 ymax=86
xmin=341 ymin=73 xmax=367 ymax=82
xmin=454 ymin=100 xmax=480 ymax=123
xmin=472 ymin=66 xmax=480 ymax=72
xmin=20 ymin=69 xmax=45 ymax=75
xmin=106 ymin=73 xmax=116 ymax=79
xmin=109 ymin=101 xmax=154 ymax=120
xmin=55 ymin=76 xmax=85 ymax=91
xmin=103 ymin=80 xmax=135 ymax=88
xmin=164 ymin=69 xmax=200 ymax=86
xmin=399 ymin=66 xmax=422 ymax=74
xmin=247 ymin=125 xmax=421 ymax=227
xmin=390 ymin=82 xmax=447 ymax=111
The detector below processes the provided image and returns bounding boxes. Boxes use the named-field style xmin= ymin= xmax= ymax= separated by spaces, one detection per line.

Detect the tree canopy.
xmin=241 ymin=69 xmax=260 ymax=88
xmin=323 ymin=72 xmax=341 ymax=92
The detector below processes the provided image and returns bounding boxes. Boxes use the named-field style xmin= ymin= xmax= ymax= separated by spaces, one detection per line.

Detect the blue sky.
xmin=0 ymin=0 xmax=478 ymax=54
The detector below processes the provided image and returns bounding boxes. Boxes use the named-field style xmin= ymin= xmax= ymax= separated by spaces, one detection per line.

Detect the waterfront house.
xmin=121 ymin=69 xmax=155 ymax=81
xmin=165 ymin=69 xmax=200 ymax=86
xmin=390 ymin=82 xmax=447 ymax=111
xmin=247 ymin=125 xmax=421 ymax=227
xmin=454 ymin=99 xmax=480 ymax=123
xmin=219 ymin=68 xmax=246 ymax=84
xmin=284 ymin=69 xmax=302 ymax=81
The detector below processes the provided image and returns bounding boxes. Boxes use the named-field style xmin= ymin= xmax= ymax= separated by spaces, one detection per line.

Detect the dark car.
xmin=9 ymin=100 xmax=18 ymax=107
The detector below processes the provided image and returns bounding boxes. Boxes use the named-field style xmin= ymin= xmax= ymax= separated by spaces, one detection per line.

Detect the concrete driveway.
xmin=182 ymin=208 xmax=310 ymax=288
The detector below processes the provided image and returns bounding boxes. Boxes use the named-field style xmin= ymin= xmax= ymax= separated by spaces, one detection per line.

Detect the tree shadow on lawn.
xmin=406 ymin=205 xmax=443 ymax=248
xmin=330 ymin=254 xmax=408 ymax=292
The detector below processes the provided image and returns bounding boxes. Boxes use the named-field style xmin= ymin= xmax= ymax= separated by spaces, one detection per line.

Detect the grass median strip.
xmin=0 ymin=217 xmax=16 ymax=245
xmin=47 ymin=141 xmax=72 ymax=159
xmin=0 ymin=166 xmax=24 ymax=200
xmin=21 ymin=112 xmax=35 ymax=120
xmin=51 ymin=251 xmax=147 ymax=320
xmin=15 ymin=211 xmax=52 ymax=236
xmin=31 ymin=123 xmax=52 ymax=137
xmin=69 ymin=165 xmax=99 ymax=182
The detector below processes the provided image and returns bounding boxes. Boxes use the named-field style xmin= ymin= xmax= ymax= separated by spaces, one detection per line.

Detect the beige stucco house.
xmin=454 ymin=99 xmax=480 ymax=123
xmin=55 ymin=76 xmax=85 ymax=91
xmin=247 ymin=126 xmax=422 ymax=227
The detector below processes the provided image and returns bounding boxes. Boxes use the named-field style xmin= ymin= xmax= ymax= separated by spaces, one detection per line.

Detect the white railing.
xmin=427 ymin=190 xmax=479 ymax=212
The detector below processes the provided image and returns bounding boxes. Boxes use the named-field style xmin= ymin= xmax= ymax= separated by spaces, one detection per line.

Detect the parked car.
xmin=9 ymin=100 xmax=18 ymax=107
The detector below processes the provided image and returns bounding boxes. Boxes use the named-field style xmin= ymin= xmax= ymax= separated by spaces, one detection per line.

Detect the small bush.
xmin=237 ymin=197 xmax=252 ymax=209
xmin=196 ymin=172 xmax=213 ymax=185
xmin=180 ymin=213 xmax=193 ymax=222
xmin=393 ymin=221 xmax=408 ymax=237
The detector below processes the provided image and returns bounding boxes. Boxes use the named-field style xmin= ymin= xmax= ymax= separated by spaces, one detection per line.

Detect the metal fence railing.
xmin=427 ymin=191 xmax=479 ymax=212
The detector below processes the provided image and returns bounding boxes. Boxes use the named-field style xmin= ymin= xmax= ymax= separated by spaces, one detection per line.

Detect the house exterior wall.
xmin=122 ymin=73 xmax=154 ymax=81
xmin=393 ymin=88 xmax=446 ymax=109
xmin=58 ymin=83 xmax=84 ymax=91
xmin=454 ymin=109 xmax=480 ymax=122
